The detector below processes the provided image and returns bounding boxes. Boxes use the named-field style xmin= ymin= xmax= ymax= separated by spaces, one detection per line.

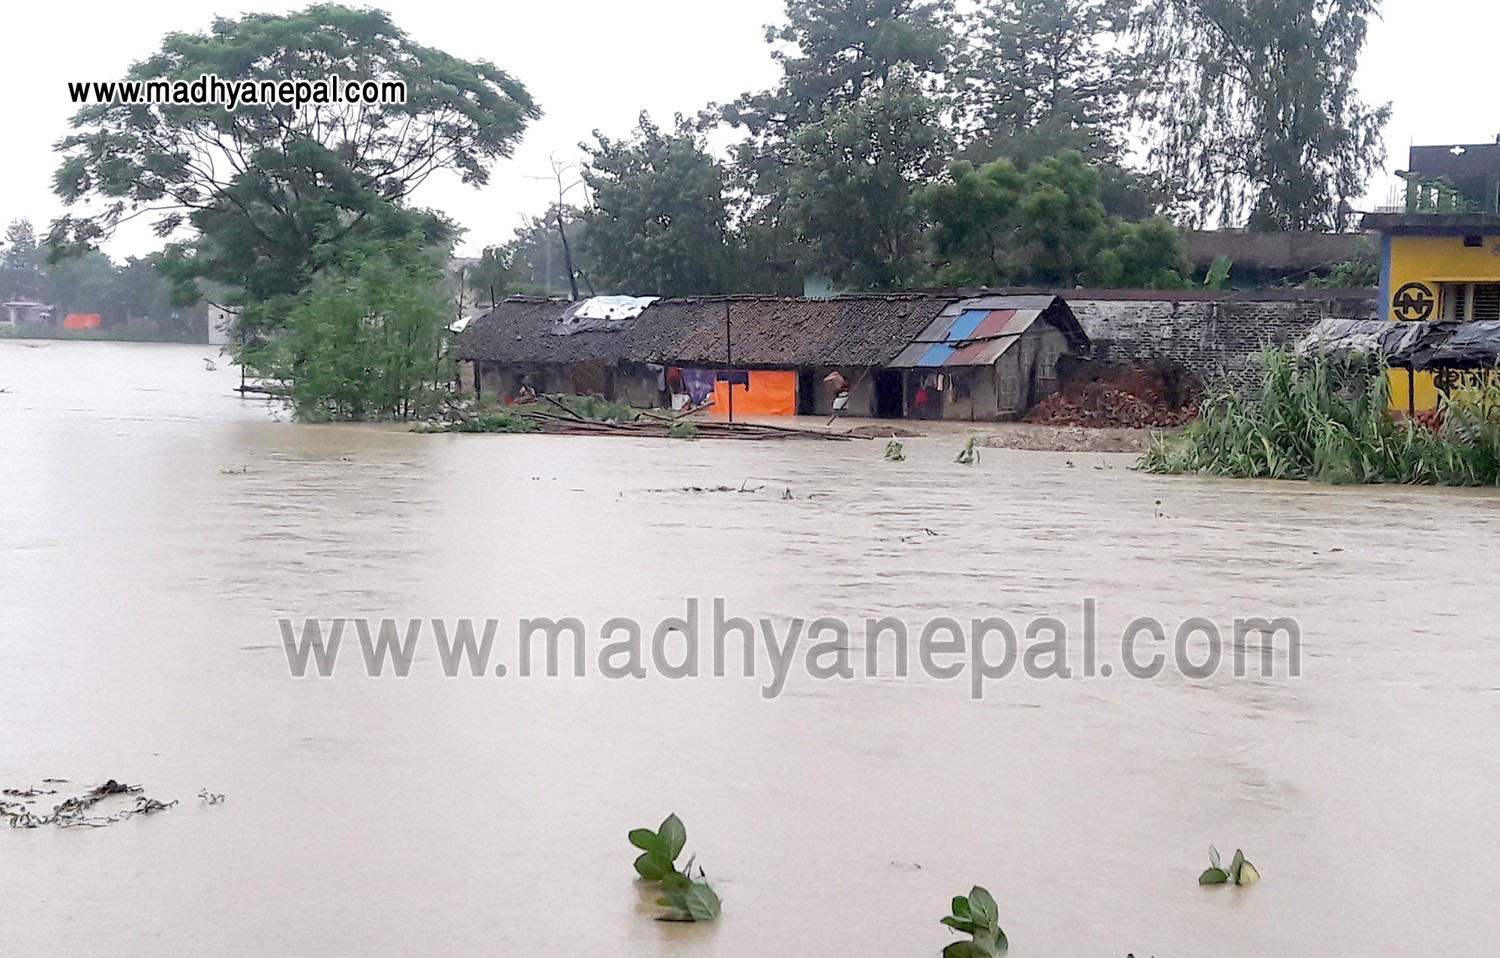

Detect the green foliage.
xmin=491 ymin=206 xmax=595 ymax=297
xmin=668 ymin=420 xmax=700 ymax=440
xmin=719 ymin=0 xmax=958 ymax=292
xmin=955 ymin=435 xmax=980 ymax=464
xmin=1 ymin=219 xmax=44 ymax=301
xmin=419 ymin=409 xmax=540 ymax=434
xmin=1094 ymin=218 xmax=1189 ymax=289
xmin=50 ymin=4 xmax=538 ymax=346
xmin=1203 ymin=254 xmax=1233 ymax=290
xmin=917 ymin=157 xmax=1026 ymax=284
xmin=941 ymin=886 xmax=1008 ymax=956
xmin=962 ymin=0 xmax=1142 ymax=166
xmin=785 ymin=66 xmax=950 ymax=288
xmin=1301 ymin=239 xmax=1379 ymax=289
xmin=629 ymin=814 xmax=722 ymax=922
xmin=1139 ymin=349 xmax=1500 ymax=485
xmin=725 ymin=0 xmax=958 ymax=140
xmin=920 ymin=151 xmax=1183 ymax=287
xmin=1199 ymin=845 xmax=1260 ymax=886
xmin=581 ymin=113 xmax=739 ymax=296
xmin=550 ymin=393 xmax=643 ymax=423
xmin=1013 ymin=152 xmax=1111 ymax=284
xmin=259 ymin=249 xmax=453 ymax=422
xmin=885 ymin=438 xmax=906 ymax=460
xmin=1133 ymin=0 xmax=1388 ymax=229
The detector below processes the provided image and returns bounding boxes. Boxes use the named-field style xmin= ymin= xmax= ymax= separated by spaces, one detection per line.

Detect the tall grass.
xmin=1138 ymin=349 xmax=1500 ymax=485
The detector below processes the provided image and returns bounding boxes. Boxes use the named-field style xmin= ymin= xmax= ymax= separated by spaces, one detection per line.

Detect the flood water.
xmin=3 ymin=340 xmax=1499 ymax=957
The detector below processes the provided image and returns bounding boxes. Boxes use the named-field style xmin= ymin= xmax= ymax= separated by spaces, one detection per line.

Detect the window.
xmin=1440 ymin=282 xmax=1500 ymax=321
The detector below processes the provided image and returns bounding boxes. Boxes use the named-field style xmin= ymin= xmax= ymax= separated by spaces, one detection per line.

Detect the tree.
xmin=580 ymin=114 xmax=738 ymax=296
xmin=726 ymin=0 xmax=958 ymax=138
xmin=1133 ymin=0 xmax=1389 ymax=230
xmin=41 ymin=249 xmax=117 ymax=319
xmin=500 ymin=206 xmax=594 ymax=296
xmin=0 ymin=219 xmax=44 ymax=301
xmin=917 ymin=158 xmax=1026 ymax=285
xmin=50 ymin=4 xmax=539 ymax=345
xmin=262 ymin=244 xmax=451 ymax=421
xmin=1093 ymin=218 xmax=1190 ymax=288
xmin=718 ymin=0 xmax=960 ymax=291
xmin=785 ymin=66 xmax=950 ymax=288
xmin=918 ymin=150 xmax=1186 ymax=287
xmin=961 ymin=0 xmax=1141 ymax=166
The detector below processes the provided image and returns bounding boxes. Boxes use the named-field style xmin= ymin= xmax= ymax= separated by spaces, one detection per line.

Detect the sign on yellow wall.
xmin=1385 ymin=235 xmax=1500 ymax=322
xmin=1382 ymin=234 xmax=1500 ymax=412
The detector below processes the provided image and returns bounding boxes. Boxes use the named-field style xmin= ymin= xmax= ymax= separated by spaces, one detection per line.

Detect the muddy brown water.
xmin=3 ymin=340 xmax=1499 ymax=957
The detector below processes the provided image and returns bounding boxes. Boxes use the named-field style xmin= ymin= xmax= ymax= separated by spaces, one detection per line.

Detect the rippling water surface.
xmin=2 ymin=340 xmax=1497 ymax=957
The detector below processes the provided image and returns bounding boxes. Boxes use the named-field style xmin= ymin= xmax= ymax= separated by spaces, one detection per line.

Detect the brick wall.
xmin=1067 ymin=291 xmax=1378 ymax=382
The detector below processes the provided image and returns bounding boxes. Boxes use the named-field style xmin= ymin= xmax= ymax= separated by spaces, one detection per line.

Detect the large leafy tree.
xmin=50 ymin=4 xmax=539 ymax=344
xmin=918 ymin=150 xmax=1186 ymax=287
xmin=726 ymin=0 xmax=958 ymax=138
xmin=720 ymin=0 xmax=959 ymax=291
xmin=580 ymin=114 xmax=738 ymax=296
xmin=262 ymin=241 xmax=451 ymax=421
xmin=1133 ymin=0 xmax=1389 ymax=230
xmin=961 ymin=0 xmax=1141 ymax=166
xmin=785 ymin=66 xmax=950 ymax=288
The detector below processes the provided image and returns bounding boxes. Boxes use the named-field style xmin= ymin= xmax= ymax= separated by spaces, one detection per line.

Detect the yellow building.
xmin=1362 ymin=213 xmax=1500 ymax=411
xmin=1362 ymin=143 xmax=1500 ymax=412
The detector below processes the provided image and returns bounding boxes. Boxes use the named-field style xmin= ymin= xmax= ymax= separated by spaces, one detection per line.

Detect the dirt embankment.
xmin=980 ymin=425 xmax=1154 ymax=453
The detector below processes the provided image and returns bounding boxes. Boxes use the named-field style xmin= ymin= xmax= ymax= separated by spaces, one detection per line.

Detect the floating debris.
xmin=955 ymin=436 xmax=979 ymax=465
xmin=1 ymin=779 xmax=178 ymax=829
xmin=885 ymin=439 xmax=906 ymax=461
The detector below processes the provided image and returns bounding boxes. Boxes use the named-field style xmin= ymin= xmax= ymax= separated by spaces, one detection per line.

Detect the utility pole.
xmin=724 ymin=301 xmax=734 ymax=424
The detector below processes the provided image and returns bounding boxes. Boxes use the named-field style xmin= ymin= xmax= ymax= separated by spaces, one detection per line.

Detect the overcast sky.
xmin=0 ymin=0 xmax=1484 ymax=259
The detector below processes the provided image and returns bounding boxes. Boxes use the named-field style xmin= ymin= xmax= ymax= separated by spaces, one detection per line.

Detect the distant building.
xmin=454 ymin=293 xmax=1091 ymax=421
xmin=1361 ymin=142 xmax=1500 ymax=412
xmin=207 ymin=305 xmax=239 ymax=346
xmin=1 ymin=300 xmax=54 ymax=327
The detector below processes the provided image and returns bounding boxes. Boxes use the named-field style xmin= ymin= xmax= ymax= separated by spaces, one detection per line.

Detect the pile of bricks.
xmin=1025 ymin=368 xmax=1200 ymax=429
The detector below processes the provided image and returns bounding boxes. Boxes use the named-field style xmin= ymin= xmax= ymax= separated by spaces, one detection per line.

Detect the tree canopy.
xmin=580 ymin=114 xmax=739 ymax=296
xmin=1133 ymin=0 xmax=1390 ymax=230
xmin=51 ymin=3 xmax=539 ymax=344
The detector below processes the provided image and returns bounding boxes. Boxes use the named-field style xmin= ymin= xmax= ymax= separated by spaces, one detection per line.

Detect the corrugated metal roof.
xmin=888 ymin=295 xmax=1076 ymax=368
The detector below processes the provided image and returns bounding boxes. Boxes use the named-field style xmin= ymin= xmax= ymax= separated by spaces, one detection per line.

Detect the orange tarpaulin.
xmin=709 ymin=370 xmax=796 ymax=417
xmin=63 ymin=313 xmax=101 ymax=330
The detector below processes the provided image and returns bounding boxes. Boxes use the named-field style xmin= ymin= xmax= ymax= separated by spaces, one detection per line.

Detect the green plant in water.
xmin=417 ymin=409 xmax=540 ymax=434
xmin=1139 ymin=348 xmax=1500 ymax=486
xmin=940 ymin=885 xmax=1008 ymax=956
xmin=955 ymin=436 xmax=979 ymax=464
xmin=885 ymin=438 xmax=906 ymax=461
xmin=668 ymin=420 xmax=700 ymax=440
xmin=628 ymin=813 xmax=722 ymax=922
xmin=1199 ymin=845 xmax=1259 ymax=886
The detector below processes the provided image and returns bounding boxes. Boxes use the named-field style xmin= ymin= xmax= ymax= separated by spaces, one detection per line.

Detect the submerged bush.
xmin=1138 ymin=348 xmax=1500 ymax=485
xmin=416 ymin=409 xmax=540 ymax=434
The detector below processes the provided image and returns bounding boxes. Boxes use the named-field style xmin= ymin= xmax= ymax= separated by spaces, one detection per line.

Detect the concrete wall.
xmin=1068 ymin=292 xmax=1378 ymax=382
xmin=1184 ymin=230 xmax=1368 ymax=272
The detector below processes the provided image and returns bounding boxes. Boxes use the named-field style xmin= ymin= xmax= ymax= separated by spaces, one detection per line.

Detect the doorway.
xmin=873 ymin=368 xmax=904 ymax=418
xmin=797 ymin=369 xmax=818 ymax=415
